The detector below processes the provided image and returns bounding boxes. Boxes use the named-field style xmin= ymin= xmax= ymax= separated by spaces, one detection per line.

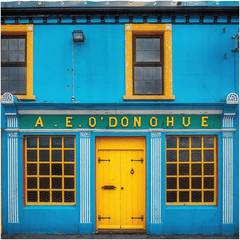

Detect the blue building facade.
xmin=1 ymin=1 xmax=239 ymax=235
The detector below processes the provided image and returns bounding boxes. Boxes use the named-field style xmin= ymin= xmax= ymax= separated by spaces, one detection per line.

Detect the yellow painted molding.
xmin=124 ymin=24 xmax=174 ymax=101
xmin=1 ymin=25 xmax=35 ymax=100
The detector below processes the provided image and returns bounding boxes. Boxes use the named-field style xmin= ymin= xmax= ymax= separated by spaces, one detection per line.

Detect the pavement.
xmin=1 ymin=234 xmax=239 ymax=239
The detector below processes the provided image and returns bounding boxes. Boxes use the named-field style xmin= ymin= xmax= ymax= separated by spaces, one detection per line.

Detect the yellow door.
xmin=96 ymin=137 xmax=146 ymax=230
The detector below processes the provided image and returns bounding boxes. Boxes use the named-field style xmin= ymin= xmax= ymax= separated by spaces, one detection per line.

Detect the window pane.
xmin=152 ymin=67 xmax=162 ymax=80
xmin=2 ymin=39 xmax=8 ymax=50
xmin=52 ymin=191 xmax=62 ymax=202
xmin=1 ymin=51 xmax=8 ymax=62
xmin=167 ymin=137 xmax=177 ymax=148
xmin=39 ymin=150 xmax=49 ymax=162
xmin=40 ymin=191 xmax=50 ymax=202
xmin=179 ymin=164 xmax=189 ymax=175
xmin=27 ymin=191 xmax=38 ymax=202
xmin=192 ymin=191 xmax=202 ymax=202
xmin=204 ymin=163 xmax=214 ymax=175
xmin=39 ymin=137 xmax=49 ymax=148
xmin=179 ymin=137 xmax=189 ymax=148
xmin=167 ymin=150 xmax=177 ymax=162
xmin=192 ymin=137 xmax=201 ymax=148
xmin=167 ymin=191 xmax=177 ymax=202
xmin=179 ymin=150 xmax=189 ymax=162
xmin=39 ymin=164 xmax=50 ymax=175
xmin=64 ymin=191 xmax=74 ymax=202
xmin=179 ymin=191 xmax=189 ymax=202
xmin=152 ymin=81 xmax=162 ymax=94
xmin=192 ymin=177 xmax=202 ymax=189
xmin=191 ymin=164 xmax=202 ymax=175
xmin=167 ymin=178 xmax=177 ymax=189
xmin=9 ymin=39 xmax=18 ymax=50
xmin=64 ymin=150 xmax=75 ymax=162
xmin=1 ymin=81 xmax=8 ymax=94
xmin=52 ymin=164 xmax=62 ymax=175
xmin=19 ymin=39 xmax=25 ymax=50
xmin=9 ymin=51 xmax=18 ymax=62
xmin=64 ymin=178 xmax=74 ymax=189
xmin=9 ymin=67 xmax=19 ymax=80
xmin=1 ymin=67 xmax=9 ymax=80
xmin=134 ymin=80 xmax=145 ymax=94
xmin=27 ymin=178 xmax=37 ymax=189
xmin=27 ymin=163 xmax=37 ymax=175
xmin=9 ymin=81 xmax=18 ymax=93
xmin=167 ymin=164 xmax=177 ymax=176
xmin=19 ymin=67 xmax=26 ymax=80
xmin=52 ymin=150 xmax=62 ymax=162
xmin=52 ymin=178 xmax=62 ymax=189
xmin=19 ymin=51 xmax=25 ymax=62
xmin=191 ymin=150 xmax=201 ymax=162
xmin=18 ymin=80 xmax=26 ymax=94
xmin=64 ymin=164 xmax=74 ymax=175
xmin=64 ymin=137 xmax=74 ymax=148
xmin=204 ymin=150 xmax=214 ymax=162
xmin=204 ymin=137 xmax=214 ymax=148
xmin=52 ymin=137 xmax=62 ymax=148
xmin=204 ymin=191 xmax=214 ymax=202
xmin=40 ymin=178 xmax=50 ymax=189
xmin=27 ymin=137 xmax=37 ymax=148
xmin=179 ymin=178 xmax=189 ymax=189
xmin=204 ymin=177 xmax=214 ymax=189
xmin=134 ymin=67 xmax=143 ymax=80
xmin=27 ymin=150 xmax=37 ymax=162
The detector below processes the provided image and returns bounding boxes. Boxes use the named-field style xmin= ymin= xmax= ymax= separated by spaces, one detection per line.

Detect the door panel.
xmin=96 ymin=150 xmax=121 ymax=229
xmin=96 ymin=137 xmax=146 ymax=230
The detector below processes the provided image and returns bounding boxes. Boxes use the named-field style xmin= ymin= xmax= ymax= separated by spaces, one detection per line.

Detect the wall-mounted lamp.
xmin=232 ymin=31 xmax=239 ymax=52
xmin=72 ymin=30 xmax=85 ymax=42
xmin=71 ymin=30 xmax=85 ymax=102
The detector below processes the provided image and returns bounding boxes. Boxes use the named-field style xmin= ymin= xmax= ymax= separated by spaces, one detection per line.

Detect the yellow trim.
xmin=124 ymin=24 xmax=175 ymax=100
xmin=25 ymin=136 xmax=76 ymax=205
xmin=1 ymin=25 xmax=35 ymax=100
xmin=166 ymin=136 xmax=217 ymax=205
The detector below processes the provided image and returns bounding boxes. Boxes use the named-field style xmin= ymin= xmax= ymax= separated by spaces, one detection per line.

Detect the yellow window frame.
xmin=165 ymin=136 xmax=217 ymax=205
xmin=24 ymin=136 xmax=76 ymax=205
xmin=1 ymin=25 xmax=35 ymax=100
xmin=124 ymin=24 xmax=175 ymax=100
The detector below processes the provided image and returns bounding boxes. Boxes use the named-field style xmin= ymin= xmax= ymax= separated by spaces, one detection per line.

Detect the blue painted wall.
xmin=33 ymin=24 xmax=239 ymax=103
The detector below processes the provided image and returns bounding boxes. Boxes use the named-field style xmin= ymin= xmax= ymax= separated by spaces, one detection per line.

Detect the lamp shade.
xmin=72 ymin=30 xmax=85 ymax=42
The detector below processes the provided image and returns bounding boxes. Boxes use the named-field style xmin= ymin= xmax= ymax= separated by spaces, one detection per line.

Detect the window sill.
xmin=1 ymin=94 xmax=36 ymax=100
xmin=123 ymin=95 xmax=175 ymax=100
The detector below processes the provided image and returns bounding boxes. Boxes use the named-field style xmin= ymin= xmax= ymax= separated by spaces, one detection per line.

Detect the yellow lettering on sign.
xmin=121 ymin=117 xmax=129 ymax=127
xmin=35 ymin=116 xmax=44 ymax=128
xmin=89 ymin=117 xmax=96 ymax=127
xmin=202 ymin=116 xmax=208 ymax=127
xmin=109 ymin=117 xmax=117 ymax=127
xmin=134 ymin=117 xmax=141 ymax=127
xmin=167 ymin=117 xmax=174 ymax=127
xmin=66 ymin=117 xmax=73 ymax=127
xmin=182 ymin=117 xmax=191 ymax=127
xmin=150 ymin=117 xmax=157 ymax=127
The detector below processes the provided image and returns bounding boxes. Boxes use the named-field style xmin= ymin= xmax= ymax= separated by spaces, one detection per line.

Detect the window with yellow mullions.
xmin=24 ymin=136 xmax=76 ymax=205
xmin=166 ymin=136 xmax=217 ymax=205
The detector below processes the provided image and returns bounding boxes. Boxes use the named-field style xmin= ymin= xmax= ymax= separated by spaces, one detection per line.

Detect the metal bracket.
xmin=132 ymin=215 xmax=144 ymax=221
xmin=131 ymin=158 xmax=143 ymax=164
xmin=102 ymin=185 xmax=116 ymax=190
xmin=98 ymin=215 xmax=111 ymax=221
xmin=98 ymin=157 xmax=110 ymax=163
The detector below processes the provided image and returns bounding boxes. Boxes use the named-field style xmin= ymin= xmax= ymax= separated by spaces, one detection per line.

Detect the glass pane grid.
xmin=25 ymin=136 xmax=76 ymax=205
xmin=166 ymin=136 xmax=217 ymax=205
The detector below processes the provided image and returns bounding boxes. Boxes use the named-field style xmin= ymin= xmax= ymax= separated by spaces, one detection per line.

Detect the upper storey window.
xmin=124 ymin=24 xmax=175 ymax=100
xmin=1 ymin=25 xmax=35 ymax=100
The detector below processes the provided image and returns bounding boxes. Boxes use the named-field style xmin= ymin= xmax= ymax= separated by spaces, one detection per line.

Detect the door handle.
xmin=102 ymin=185 xmax=116 ymax=190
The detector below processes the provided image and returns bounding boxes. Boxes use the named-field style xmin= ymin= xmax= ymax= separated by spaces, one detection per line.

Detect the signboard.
xmin=19 ymin=115 xmax=222 ymax=129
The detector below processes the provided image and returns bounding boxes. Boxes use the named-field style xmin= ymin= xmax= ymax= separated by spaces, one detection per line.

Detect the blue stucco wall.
xmin=33 ymin=24 xmax=239 ymax=103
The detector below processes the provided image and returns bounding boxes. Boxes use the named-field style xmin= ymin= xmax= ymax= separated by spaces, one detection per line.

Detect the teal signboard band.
xmin=19 ymin=115 xmax=222 ymax=130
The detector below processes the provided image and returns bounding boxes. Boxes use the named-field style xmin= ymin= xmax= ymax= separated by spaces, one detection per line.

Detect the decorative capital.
xmin=226 ymin=93 xmax=238 ymax=105
xmin=7 ymin=132 xmax=18 ymax=138
xmin=80 ymin=132 xmax=90 ymax=138
xmin=223 ymin=132 xmax=233 ymax=138
xmin=2 ymin=92 xmax=14 ymax=104
xmin=151 ymin=132 xmax=161 ymax=138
